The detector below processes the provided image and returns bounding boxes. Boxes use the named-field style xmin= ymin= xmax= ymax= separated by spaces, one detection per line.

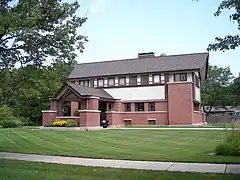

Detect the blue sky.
xmin=76 ymin=0 xmax=239 ymax=76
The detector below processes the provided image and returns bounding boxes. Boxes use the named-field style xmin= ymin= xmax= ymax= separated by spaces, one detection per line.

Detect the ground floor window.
xmin=148 ymin=120 xmax=156 ymax=125
xmin=124 ymin=120 xmax=132 ymax=126
xmin=135 ymin=102 xmax=144 ymax=111
xmin=124 ymin=103 xmax=131 ymax=112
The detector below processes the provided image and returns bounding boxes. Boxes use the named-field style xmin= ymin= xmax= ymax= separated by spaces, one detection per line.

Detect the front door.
xmin=99 ymin=101 xmax=107 ymax=123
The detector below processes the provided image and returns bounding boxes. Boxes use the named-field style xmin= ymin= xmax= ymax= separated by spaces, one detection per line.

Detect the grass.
xmin=123 ymin=124 xmax=232 ymax=128
xmin=0 ymin=128 xmax=240 ymax=163
xmin=1 ymin=160 xmax=239 ymax=180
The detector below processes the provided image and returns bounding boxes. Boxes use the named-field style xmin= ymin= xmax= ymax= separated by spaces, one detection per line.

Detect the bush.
xmin=1 ymin=120 xmax=22 ymax=128
xmin=19 ymin=117 xmax=33 ymax=126
xmin=66 ymin=119 xmax=76 ymax=127
xmin=0 ymin=106 xmax=22 ymax=128
xmin=215 ymin=120 xmax=240 ymax=156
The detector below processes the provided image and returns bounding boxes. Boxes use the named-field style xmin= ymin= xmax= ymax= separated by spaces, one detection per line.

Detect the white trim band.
xmin=78 ymin=110 xmax=101 ymax=113
xmin=41 ymin=110 xmax=57 ymax=113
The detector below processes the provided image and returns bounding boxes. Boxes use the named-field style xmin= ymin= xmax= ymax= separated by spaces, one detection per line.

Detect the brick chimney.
xmin=138 ymin=52 xmax=155 ymax=59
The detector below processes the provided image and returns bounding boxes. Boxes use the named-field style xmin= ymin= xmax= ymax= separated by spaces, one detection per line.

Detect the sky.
xmin=75 ymin=0 xmax=239 ymax=76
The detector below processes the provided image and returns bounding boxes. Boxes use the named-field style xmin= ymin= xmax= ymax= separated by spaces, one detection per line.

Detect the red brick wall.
xmin=168 ymin=82 xmax=193 ymax=125
xmin=88 ymin=98 xmax=99 ymax=110
xmin=106 ymin=113 xmax=123 ymax=126
xmin=42 ymin=111 xmax=57 ymax=126
xmin=121 ymin=112 xmax=168 ymax=125
xmin=71 ymin=102 xmax=78 ymax=115
xmin=193 ymin=111 xmax=203 ymax=124
xmin=79 ymin=111 xmax=100 ymax=127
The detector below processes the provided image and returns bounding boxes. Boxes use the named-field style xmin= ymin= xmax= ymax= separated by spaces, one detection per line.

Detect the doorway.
xmin=99 ymin=101 xmax=107 ymax=122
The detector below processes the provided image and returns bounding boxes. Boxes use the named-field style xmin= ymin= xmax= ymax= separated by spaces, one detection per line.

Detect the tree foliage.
xmin=0 ymin=0 xmax=87 ymax=69
xmin=207 ymin=0 xmax=240 ymax=51
xmin=0 ymin=62 xmax=74 ymax=124
xmin=201 ymin=65 xmax=234 ymax=113
xmin=230 ymin=74 xmax=240 ymax=106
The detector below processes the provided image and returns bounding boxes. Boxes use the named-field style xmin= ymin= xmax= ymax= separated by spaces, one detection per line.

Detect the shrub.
xmin=66 ymin=119 xmax=76 ymax=127
xmin=215 ymin=120 xmax=240 ymax=156
xmin=52 ymin=119 xmax=67 ymax=127
xmin=19 ymin=117 xmax=33 ymax=126
xmin=0 ymin=106 xmax=22 ymax=128
xmin=1 ymin=120 xmax=22 ymax=128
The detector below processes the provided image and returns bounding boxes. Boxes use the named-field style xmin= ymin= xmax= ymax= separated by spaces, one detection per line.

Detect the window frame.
xmin=118 ymin=77 xmax=126 ymax=86
xmin=97 ymin=78 xmax=104 ymax=87
xmin=141 ymin=75 xmax=149 ymax=85
xmin=129 ymin=76 xmax=137 ymax=86
xmin=174 ymin=73 xmax=187 ymax=82
xmin=135 ymin=102 xmax=145 ymax=111
xmin=124 ymin=103 xmax=131 ymax=112
xmin=195 ymin=75 xmax=200 ymax=87
xmin=108 ymin=78 xmax=115 ymax=87
xmin=148 ymin=102 xmax=155 ymax=111
xmin=153 ymin=74 xmax=160 ymax=84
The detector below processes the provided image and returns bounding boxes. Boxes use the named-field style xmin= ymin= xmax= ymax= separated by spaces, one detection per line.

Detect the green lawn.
xmin=0 ymin=128 xmax=240 ymax=163
xmin=1 ymin=160 xmax=239 ymax=180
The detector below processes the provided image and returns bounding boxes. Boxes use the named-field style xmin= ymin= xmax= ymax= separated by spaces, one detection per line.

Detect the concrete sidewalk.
xmin=111 ymin=127 xmax=240 ymax=130
xmin=1 ymin=152 xmax=239 ymax=174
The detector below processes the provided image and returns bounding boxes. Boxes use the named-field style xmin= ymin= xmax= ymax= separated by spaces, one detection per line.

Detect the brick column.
xmin=106 ymin=101 xmax=123 ymax=127
xmin=41 ymin=110 xmax=57 ymax=126
xmin=79 ymin=97 xmax=100 ymax=127
xmin=71 ymin=102 xmax=78 ymax=116
xmin=168 ymin=82 xmax=194 ymax=125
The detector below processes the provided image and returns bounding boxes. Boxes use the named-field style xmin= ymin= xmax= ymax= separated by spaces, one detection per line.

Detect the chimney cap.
xmin=138 ymin=52 xmax=155 ymax=59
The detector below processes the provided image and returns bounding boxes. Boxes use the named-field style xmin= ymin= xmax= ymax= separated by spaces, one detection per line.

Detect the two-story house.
xmin=42 ymin=52 xmax=209 ymax=127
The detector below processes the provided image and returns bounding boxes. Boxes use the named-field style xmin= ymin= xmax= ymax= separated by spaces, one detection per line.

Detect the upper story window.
xmin=119 ymin=77 xmax=126 ymax=86
xmin=129 ymin=76 xmax=137 ymax=85
xmin=174 ymin=73 xmax=187 ymax=82
xmin=153 ymin=75 xmax=160 ymax=84
xmin=108 ymin=78 xmax=115 ymax=87
xmin=135 ymin=102 xmax=144 ymax=111
xmin=98 ymin=78 xmax=104 ymax=87
xmin=195 ymin=75 xmax=200 ymax=87
xmin=124 ymin=103 xmax=131 ymax=112
xmin=141 ymin=75 xmax=149 ymax=85
xmin=84 ymin=80 xmax=89 ymax=87
xmin=148 ymin=102 xmax=155 ymax=111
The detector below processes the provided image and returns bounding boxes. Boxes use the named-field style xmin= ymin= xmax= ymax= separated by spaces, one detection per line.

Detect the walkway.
xmin=1 ymin=152 xmax=240 ymax=174
xmin=112 ymin=127 xmax=240 ymax=130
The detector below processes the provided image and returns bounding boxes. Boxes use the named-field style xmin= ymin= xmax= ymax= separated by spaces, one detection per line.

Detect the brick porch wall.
xmin=42 ymin=110 xmax=57 ymax=126
xmin=79 ymin=110 xmax=100 ymax=127
xmin=193 ymin=111 xmax=204 ymax=125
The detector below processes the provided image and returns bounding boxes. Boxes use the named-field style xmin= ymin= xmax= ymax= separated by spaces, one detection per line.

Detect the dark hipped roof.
xmin=69 ymin=52 xmax=209 ymax=79
xmin=67 ymin=83 xmax=113 ymax=99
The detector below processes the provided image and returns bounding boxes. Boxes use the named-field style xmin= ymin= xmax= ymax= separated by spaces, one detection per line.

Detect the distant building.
xmin=42 ymin=52 xmax=209 ymax=127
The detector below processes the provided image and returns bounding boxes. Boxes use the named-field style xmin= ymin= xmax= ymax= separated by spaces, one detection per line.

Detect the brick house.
xmin=42 ymin=52 xmax=209 ymax=127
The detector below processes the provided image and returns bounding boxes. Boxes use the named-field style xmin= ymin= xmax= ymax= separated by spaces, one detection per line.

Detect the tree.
xmin=230 ymin=74 xmax=240 ymax=106
xmin=0 ymin=0 xmax=87 ymax=69
xmin=206 ymin=0 xmax=240 ymax=51
xmin=201 ymin=65 xmax=234 ymax=113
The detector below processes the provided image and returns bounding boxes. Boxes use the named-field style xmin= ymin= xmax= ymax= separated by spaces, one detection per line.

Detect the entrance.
xmin=99 ymin=101 xmax=107 ymax=122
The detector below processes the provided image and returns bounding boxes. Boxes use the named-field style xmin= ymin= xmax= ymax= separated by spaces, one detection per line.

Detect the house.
xmin=42 ymin=52 xmax=209 ymax=127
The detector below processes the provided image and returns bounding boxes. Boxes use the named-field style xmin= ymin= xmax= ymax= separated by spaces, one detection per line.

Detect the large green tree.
xmin=206 ymin=0 xmax=240 ymax=51
xmin=201 ymin=65 xmax=234 ymax=113
xmin=0 ymin=0 xmax=87 ymax=68
xmin=230 ymin=74 xmax=240 ymax=106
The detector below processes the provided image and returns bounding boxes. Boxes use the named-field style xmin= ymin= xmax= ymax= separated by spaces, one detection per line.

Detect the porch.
xmin=41 ymin=82 xmax=116 ymax=127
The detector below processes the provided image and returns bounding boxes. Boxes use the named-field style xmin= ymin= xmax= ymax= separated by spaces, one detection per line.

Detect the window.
xmin=79 ymin=80 xmax=84 ymax=86
xmin=124 ymin=120 xmax=132 ymax=126
xmin=98 ymin=78 xmax=104 ymax=87
xmin=108 ymin=103 xmax=112 ymax=111
xmin=124 ymin=103 xmax=131 ymax=112
xmin=148 ymin=102 xmax=155 ymax=111
xmin=108 ymin=78 xmax=115 ymax=86
xmin=153 ymin=75 xmax=160 ymax=83
xmin=84 ymin=80 xmax=89 ymax=87
xmin=89 ymin=79 xmax=93 ymax=87
xmin=129 ymin=76 xmax=137 ymax=85
xmin=119 ymin=77 xmax=126 ymax=86
xmin=174 ymin=73 xmax=187 ymax=82
xmin=148 ymin=120 xmax=156 ymax=125
xmin=141 ymin=75 xmax=149 ymax=85
xmin=135 ymin=102 xmax=144 ymax=111
xmin=195 ymin=75 xmax=200 ymax=87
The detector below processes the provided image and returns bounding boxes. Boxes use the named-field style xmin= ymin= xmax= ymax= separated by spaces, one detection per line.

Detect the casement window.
xmin=135 ymin=102 xmax=144 ymax=111
xmin=148 ymin=102 xmax=155 ymax=111
xmin=89 ymin=79 xmax=93 ymax=87
xmin=153 ymin=75 xmax=160 ymax=83
xmin=84 ymin=80 xmax=89 ymax=87
xmin=195 ymin=75 xmax=200 ymax=87
xmin=174 ymin=73 xmax=187 ymax=82
xmin=124 ymin=103 xmax=131 ymax=112
xmin=108 ymin=78 xmax=115 ymax=86
xmin=129 ymin=76 xmax=137 ymax=85
xmin=119 ymin=77 xmax=126 ymax=86
xmin=79 ymin=80 xmax=84 ymax=86
xmin=141 ymin=75 xmax=149 ymax=85
xmin=97 ymin=78 xmax=104 ymax=87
